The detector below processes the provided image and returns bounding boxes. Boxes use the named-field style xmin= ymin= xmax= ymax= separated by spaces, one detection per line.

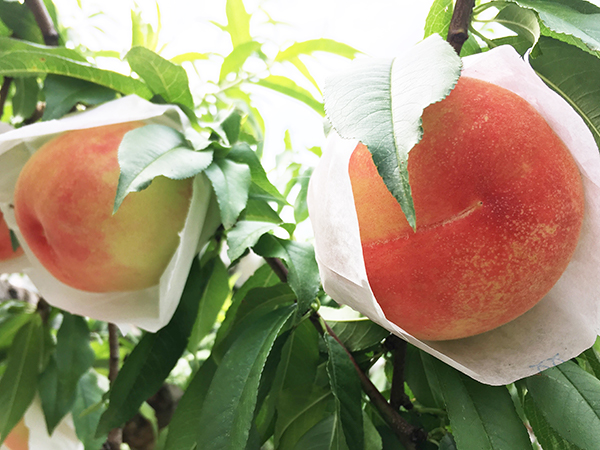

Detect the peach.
xmin=0 ymin=211 xmax=24 ymax=262
xmin=13 ymin=122 xmax=193 ymax=293
xmin=348 ymin=77 xmax=585 ymax=341
xmin=4 ymin=418 xmax=29 ymax=450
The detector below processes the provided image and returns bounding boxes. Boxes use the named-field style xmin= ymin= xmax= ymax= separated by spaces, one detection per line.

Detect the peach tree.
xmin=0 ymin=0 xmax=599 ymax=450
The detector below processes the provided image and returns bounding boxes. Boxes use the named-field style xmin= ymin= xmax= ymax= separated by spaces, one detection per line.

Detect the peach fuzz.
xmin=13 ymin=122 xmax=193 ymax=293
xmin=348 ymin=76 xmax=585 ymax=341
xmin=0 ymin=211 xmax=23 ymax=262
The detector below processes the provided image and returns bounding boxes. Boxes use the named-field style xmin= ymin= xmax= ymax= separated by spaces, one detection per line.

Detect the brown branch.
xmin=265 ymin=257 xmax=289 ymax=283
xmin=104 ymin=323 xmax=122 ymax=450
xmin=385 ymin=335 xmax=413 ymax=411
xmin=447 ymin=0 xmax=476 ymax=55
xmin=24 ymin=0 xmax=59 ymax=46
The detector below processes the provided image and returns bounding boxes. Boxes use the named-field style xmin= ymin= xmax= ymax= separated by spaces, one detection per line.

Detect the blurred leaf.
xmin=220 ymin=109 xmax=242 ymax=144
xmin=439 ymin=433 xmax=458 ymax=450
xmin=363 ymin=411 xmax=383 ymax=450
xmin=39 ymin=313 xmax=94 ymax=433
xmin=293 ymin=414 xmax=347 ymax=450
xmin=495 ymin=4 xmax=540 ymax=46
xmin=526 ymin=361 xmax=600 ymax=448
xmin=242 ymin=199 xmax=283 ymax=223
xmin=294 ymin=167 xmax=313 ymax=224
xmin=126 ymin=46 xmax=195 ymax=109
xmin=253 ymin=234 xmax=320 ymax=315
xmin=72 ymin=369 xmax=108 ymax=450
xmin=0 ymin=315 xmax=42 ymax=445
xmin=327 ymin=319 xmax=388 ymax=353
xmin=163 ymin=356 xmax=218 ymax=450
xmin=404 ymin=345 xmax=443 ymax=409
xmin=426 ymin=357 xmax=532 ymax=450
xmin=324 ymin=335 xmax=364 ymax=450
xmin=0 ymin=38 xmax=152 ymax=98
xmin=524 ymin=394 xmax=581 ymax=450
xmin=0 ymin=1 xmax=44 ymax=44
xmin=169 ymin=52 xmax=210 ymax=64
xmin=424 ymin=0 xmax=453 ymax=39
xmin=0 ymin=302 xmax=34 ymax=351
xmin=530 ymin=36 xmax=600 ymax=148
xmin=509 ymin=0 xmax=600 ymax=57
xmin=227 ymin=220 xmax=280 ymax=262
xmin=194 ymin=305 xmax=296 ymax=450
xmin=12 ymin=77 xmax=38 ymax=120
xmin=255 ymin=75 xmax=324 ymax=116
xmin=577 ymin=347 xmax=600 ymax=378
xmin=187 ymin=258 xmax=231 ymax=352
xmin=323 ymin=34 xmax=461 ymax=230
xmin=42 ymin=75 xmax=117 ymax=121
xmin=114 ymin=124 xmax=212 ymax=212
xmin=224 ymin=0 xmax=252 ymax=47
xmin=276 ymin=39 xmax=360 ymax=61
xmin=205 ymin=157 xmax=251 ymax=229
xmin=96 ymin=257 xmax=207 ymax=436
xmin=220 ymin=40 xmax=262 ymax=82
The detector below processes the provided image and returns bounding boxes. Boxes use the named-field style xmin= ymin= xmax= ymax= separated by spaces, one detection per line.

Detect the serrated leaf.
xmin=224 ymin=0 xmax=252 ymax=47
xmin=324 ymin=34 xmax=461 ymax=230
xmin=324 ymin=335 xmax=363 ymax=450
xmin=194 ymin=305 xmax=296 ymax=450
xmin=126 ymin=46 xmax=194 ymax=109
xmin=114 ymin=124 xmax=212 ymax=212
xmin=253 ymin=234 xmax=320 ymax=315
xmin=530 ymin=36 xmax=600 ymax=148
xmin=205 ymin=157 xmax=251 ymax=229
xmin=526 ymin=361 xmax=600 ymax=449
xmin=187 ymin=258 xmax=230 ymax=352
xmin=42 ymin=75 xmax=117 ymax=121
xmin=96 ymin=257 xmax=207 ymax=436
xmin=495 ymin=4 xmax=540 ymax=46
xmin=38 ymin=313 xmax=94 ymax=433
xmin=255 ymin=75 xmax=324 ymax=116
xmin=227 ymin=220 xmax=280 ymax=262
xmin=0 ymin=315 xmax=43 ymax=445
xmin=424 ymin=0 xmax=453 ymax=39
xmin=524 ymin=394 xmax=581 ymax=450
xmin=12 ymin=77 xmax=38 ymax=120
xmin=275 ymin=39 xmax=360 ymax=62
xmin=509 ymin=0 xmax=600 ymax=56
xmin=72 ymin=370 xmax=109 ymax=450
xmin=0 ymin=1 xmax=44 ymax=44
xmin=426 ymin=357 xmax=532 ymax=450
xmin=220 ymin=41 xmax=262 ymax=82
xmin=327 ymin=319 xmax=389 ymax=353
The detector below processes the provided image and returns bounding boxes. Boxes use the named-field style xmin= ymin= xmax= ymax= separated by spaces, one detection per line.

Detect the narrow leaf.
xmin=293 ymin=414 xmax=346 ymax=450
xmin=424 ymin=0 xmax=453 ymax=39
xmin=324 ymin=34 xmax=461 ymax=229
xmin=255 ymin=75 xmax=324 ymax=116
xmin=205 ymin=158 xmax=251 ymax=229
xmin=225 ymin=0 xmax=252 ymax=47
xmin=220 ymin=41 xmax=262 ymax=82
xmin=12 ymin=77 xmax=38 ymax=120
xmin=495 ymin=4 xmax=540 ymax=46
xmin=524 ymin=394 xmax=581 ymax=450
xmin=227 ymin=220 xmax=280 ymax=262
xmin=0 ymin=1 xmax=44 ymax=44
xmin=275 ymin=39 xmax=360 ymax=61
xmin=72 ymin=370 xmax=109 ymax=450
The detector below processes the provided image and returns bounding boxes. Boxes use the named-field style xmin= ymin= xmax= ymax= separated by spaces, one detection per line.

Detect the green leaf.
xmin=72 ymin=370 xmax=109 ymax=450
xmin=126 ymin=46 xmax=194 ymax=109
xmin=404 ymin=344 xmax=443 ymax=409
xmin=509 ymin=0 xmax=600 ymax=56
xmin=426 ymin=357 xmax=532 ymax=450
xmin=293 ymin=414 xmax=347 ymax=450
xmin=187 ymin=258 xmax=231 ymax=352
xmin=0 ymin=302 xmax=34 ymax=351
xmin=220 ymin=109 xmax=243 ymax=144
xmin=0 ymin=315 xmax=43 ymax=445
xmin=275 ymin=39 xmax=360 ymax=62
xmin=220 ymin=41 xmax=262 ymax=82
xmin=294 ymin=167 xmax=313 ymax=224
xmin=163 ymin=356 xmax=218 ymax=450
xmin=327 ymin=318 xmax=389 ymax=353
xmin=530 ymin=36 xmax=600 ymax=148
xmin=0 ymin=1 xmax=44 ymax=44
xmin=194 ymin=305 xmax=296 ymax=450
xmin=227 ymin=220 xmax=281 ymax=262
xmin=12 ymin=77 xmax=38 ymax=120
xmin=524 ymin=394 xmax=581 ymax=450
xmin=323 ymin=34 xmax=461 ymax=230
xmin=526 ymin=361 xmax=600 ymax=449
xmin=0 ymin=36 xmax=85 ymax=60
xmin=114 ymin=124 xmax=212 ymax=212
xmin=169 ymin=52 xmax=210 ymax=64
xmin=494 ymin=4 xmax=540 ymax=46
xmin=324 ymin=335 xmax=364 ymax=450
xmin=577 ymin=347 xmax=600 ymax=378
xmin=38 ymin=313 xmax=94 ymax=433
xmin=424 ymin=0 xmax=453 ymax=39
xmin=224 ymin=0 xmax=252 ymax=47
xmin=253 ymin=234 xmax=320 ymax=315
xmin=255 ymin=75 xmax=324 ymax=116
xmin=439 ymin=433 xmax=458 ymax=450
xmin=42 ymin=75 xmax=117 ymax=121
xmin=96 ymin=257 xmax=207 ymax=436
xmin=205 ymin=157 xmax=251 ymax=229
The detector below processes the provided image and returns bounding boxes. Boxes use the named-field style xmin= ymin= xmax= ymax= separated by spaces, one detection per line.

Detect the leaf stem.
xmin=447 ymin=0 xmax=476 ymax=55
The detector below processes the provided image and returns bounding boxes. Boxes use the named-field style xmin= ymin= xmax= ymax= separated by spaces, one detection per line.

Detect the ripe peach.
xmin=349 ymin=77 xmax=585 ymax=341
xmin=4 ymin=418 xmax=29 ymax=450
xmin=13 ymin=122 xmax=193 ymax=293
xmin=0 ymin=211 xmax=24 ymax=262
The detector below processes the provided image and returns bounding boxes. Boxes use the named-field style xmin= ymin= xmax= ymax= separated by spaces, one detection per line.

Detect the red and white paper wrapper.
xmin=0 ymin=96 xmax=216 ymax=332
xmin=308 ymin=45 xmax=600 ymax=385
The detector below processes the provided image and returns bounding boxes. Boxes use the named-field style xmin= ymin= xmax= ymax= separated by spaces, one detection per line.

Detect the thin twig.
xmin=385 ymin=335 xmax=413 ymax=411
xmin=24 ymin=0 xmax=59 ymax=46
xmin=104 ymin=323 xmax=123 ymax=450
xmin=447 ymin=0 xmax=476 ymax=55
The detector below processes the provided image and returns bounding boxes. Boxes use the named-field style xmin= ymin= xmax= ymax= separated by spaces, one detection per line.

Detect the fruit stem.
xmin=24 ymin=0 xmax=59 ymax=46
xmin=105 ymin=323 xmax=123 ymax=450
xmin=447 ymin=0 xmax=476 ymax=55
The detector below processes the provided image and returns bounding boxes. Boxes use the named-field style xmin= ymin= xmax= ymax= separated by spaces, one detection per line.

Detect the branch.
xmin=24 ymin=0 xmax=59 ymax=46
xmin=0 ymin=77 xmax=12 ymax=119
xmin=265 ymin=256 xmax=425 ymax=448
xmin=104 ymin=323 xmax=122 ymax=450
xmin=447 ymin=0 xmax=476 ymax=55
xmin=385 ymin=335 xmax=413 ymax=411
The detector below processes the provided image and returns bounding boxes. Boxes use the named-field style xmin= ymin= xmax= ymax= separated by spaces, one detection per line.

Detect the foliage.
xmin=0 ymin=0 xmax=599 ymax=449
